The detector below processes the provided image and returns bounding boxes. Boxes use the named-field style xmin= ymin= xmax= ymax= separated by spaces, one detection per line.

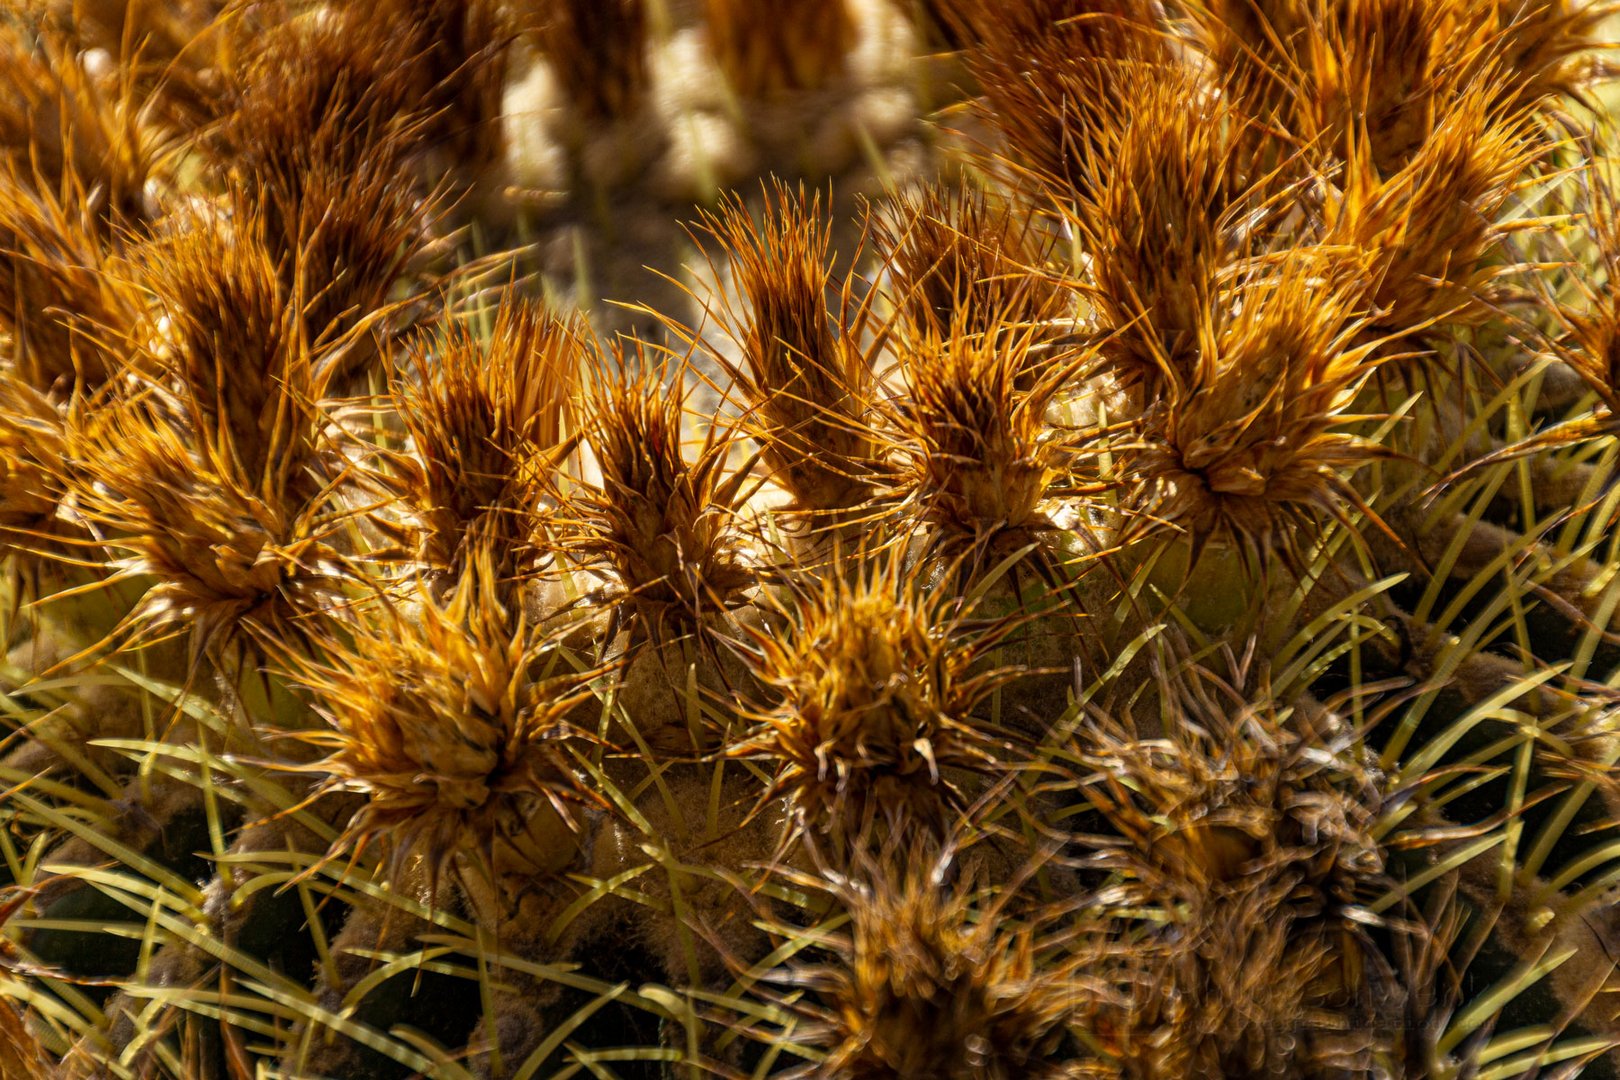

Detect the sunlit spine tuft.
xmin=391 ymin=297 xmax=580 ymax=583
xmin=573 ymin=345 xmax=757 ymax=644
xmin=702 ymin=0 xmax=856 ymax=98
xmin=730 ymin=553 xmax=1018 ymax=855
xmin=688 ymin=183 xmax=884 ymax=522
xmin=286 ymin=547 xmax=604 ymax=889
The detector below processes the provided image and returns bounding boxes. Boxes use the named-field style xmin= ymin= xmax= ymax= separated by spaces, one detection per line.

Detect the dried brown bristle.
xmin=0 ymin=995 xmax=53 ymax=1080
xmin=212 ymin=12 xmax=435 ymax=364
xmin=529 ymin=0 xmax=650 ymax=122
xmin=898 ymin=0 xmax=974 ymax=50
xmin=238 ymin=149 xmax=427 ymax=387
xmin=0 ymin=21 xmax=152 ymax=223
xmin=1077 ymin=654 xmax=1387 ymax=906
xmin=189 ymin=1 xmax=481 ymax=402
xmin=393 ymin=298 xmax=579 ymax=581
xmin=210 ymin=8 xmax=421 ymax=191
xmin=702 ymin=0 xmax=856 ymax=98
xmin=1072 ymin=653 xmax=1398 ymax=1073
xmin=342 ymin=0 xmax=513 ymax=166
xmin=44 ymin=0 xmax=238 ymax=135
xmin=1097 ymin=874 xmax=1383 ymax=1076
xmin=574 ymin=346 xmax=756 ymax=643
xmin=287 ymin=549 xmax=603 ymax=886
xmin=691 ymin=183 xmax=883 ymax=519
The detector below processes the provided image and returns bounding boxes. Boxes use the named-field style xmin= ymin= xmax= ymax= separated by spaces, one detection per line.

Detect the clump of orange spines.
xmin=1060 ymin=67 xmax=1270 ymax=388
xmin=63 ymin=390 xmax=348 ymax=666
xmin=574 ymin=348 xmax=757 ymax=644
xmin=887 ymin=322 xmax=1091 ymax=555
xmin=1295 ymin=0 xmax=1468 ymax=175
xmin=875 ymin=184 xmax=1066 ymax=345
xmin=256 ymin=156 xmax=426 ymax=385
xmin=1184 ymin=0 xmax=1314 ymax=122
xmin=0 ymin=175 xmax=138 ymax=392
xmin=1123 ymin=261 xmax=1390 ymax=566
xmin=0 ymin=376 xmax=70 ymax=544
xmin=391 ymin=298 xmax=580 ymax=582
xmin=1548 ymin=162 xmax=1620 ymax=419
xmin=4 ymin=0 xmax=1620 ymax=1073
xmin=1189 ymin=0 xmax=1617 ymax=143
xmin=732 ymin=554 xmax=1017 ymax=850
xmin=56 ymin=210 xmax=350 ymax=666
xmin=129 ymin=210 xmax=325 ymax=490
xmin=1323 ymin=82 xmax=1543 ymax=343
xmin=784 ymin=855 xmax=1096 ymax=1080
xmin=530 ymin=0 xmax=651 ymax=122
xmin=702 ymin=0 xmax=856 ymax=98
xmin=1471 ymin=0 xmax=1620 ymax=114
xmin=0 ymin=371 xmax=82 ymax=610
xmin=287 ymin=550 xmax=603 ymax=886
xmin=949 ymin=0 xmax=1170 ymax=203
xmin=689 ymin=184 xmax=884 ymax=520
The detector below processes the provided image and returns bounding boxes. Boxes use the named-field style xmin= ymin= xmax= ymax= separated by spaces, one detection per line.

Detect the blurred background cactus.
xmin=4 ymin=0 xmax=1620 ymax=1077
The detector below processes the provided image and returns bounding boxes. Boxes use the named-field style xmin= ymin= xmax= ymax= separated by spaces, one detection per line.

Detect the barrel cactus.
xmin=3 ymin=1 xmax=1620 ymax=1078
